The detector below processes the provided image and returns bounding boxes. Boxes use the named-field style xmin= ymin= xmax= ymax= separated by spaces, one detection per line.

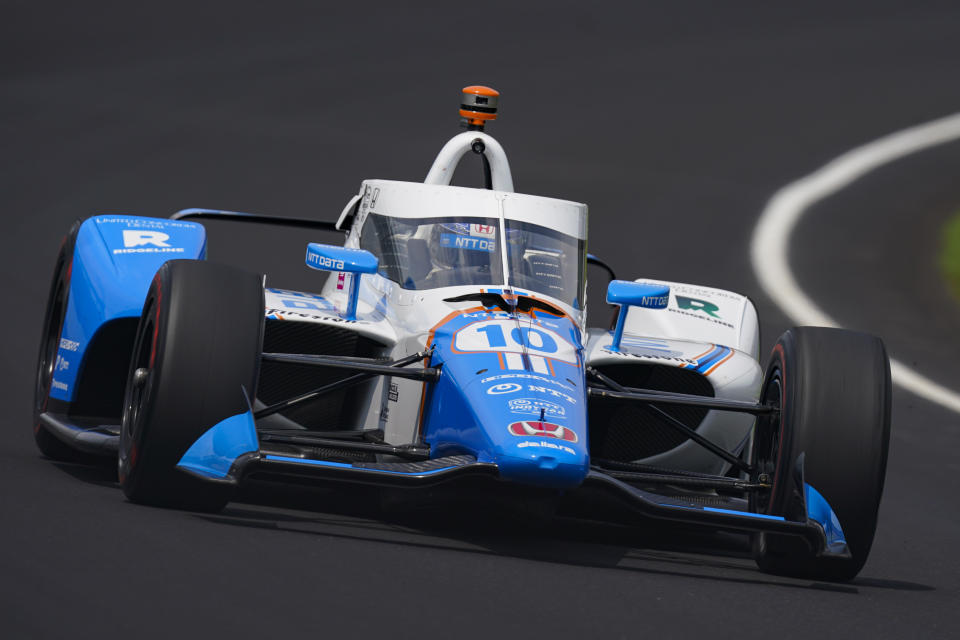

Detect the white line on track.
xmin=751 ymin=112 xmax=960 ymax=414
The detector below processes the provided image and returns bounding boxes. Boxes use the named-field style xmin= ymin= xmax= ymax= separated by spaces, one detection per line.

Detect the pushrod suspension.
xmin=587 ymin=367 xmax=755 ymax=474
xmin=255 ymin=351 xmax=435 ymax=419
xmin=260 ymin=352 xmax=440 ymax=381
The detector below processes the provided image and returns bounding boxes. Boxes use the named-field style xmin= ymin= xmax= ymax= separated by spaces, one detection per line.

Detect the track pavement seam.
xmin=750 ymin=112 xmax=960 ymax=414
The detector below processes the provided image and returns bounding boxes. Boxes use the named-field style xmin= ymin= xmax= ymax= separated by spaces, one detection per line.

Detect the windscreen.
xmin=505 ymin=218 xmax=585 ymax=309
xmin=360 ymin=214 xmax=503 ymax=289
xmin=359 ymin=213 xmax=585 ymax=307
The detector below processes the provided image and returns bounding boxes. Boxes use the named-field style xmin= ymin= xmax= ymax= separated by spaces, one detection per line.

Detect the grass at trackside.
xmin=942 ymin=212 xmax=960 ymax=300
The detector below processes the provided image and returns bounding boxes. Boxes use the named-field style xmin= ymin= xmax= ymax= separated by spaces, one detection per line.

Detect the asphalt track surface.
xmin=3 ymin=2 xmax=960 ymax=637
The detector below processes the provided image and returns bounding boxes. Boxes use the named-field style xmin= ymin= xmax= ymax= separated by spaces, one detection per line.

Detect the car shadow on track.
xmin=44 ymin=459 xmax=935 ymax=595
xmin=49 ymin=458 xmax=118 ymax=488
xmin=184 ymin=480 xmax=933 ymax=596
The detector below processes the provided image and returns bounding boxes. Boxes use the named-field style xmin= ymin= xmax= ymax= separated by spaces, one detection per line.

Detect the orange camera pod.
xmin=460 ymin=85 xmax=499 ymax=127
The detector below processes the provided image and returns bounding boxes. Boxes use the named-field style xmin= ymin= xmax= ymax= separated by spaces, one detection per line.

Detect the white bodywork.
xmin=622 ymin=280 xmax=760 ymax=359
xmin=262 ymin=132 xmax=762 ymax=475
xmin=424 ymin=131 xmax=515 ymax=191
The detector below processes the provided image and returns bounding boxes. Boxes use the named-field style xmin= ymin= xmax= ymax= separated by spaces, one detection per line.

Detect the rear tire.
xmin=118 ymin=260 xmax=264 ymax=511
xmin=751 ymin=327 xmax=891 ymax=581
xmin=33 ymin=221 xmax=86 ymax=461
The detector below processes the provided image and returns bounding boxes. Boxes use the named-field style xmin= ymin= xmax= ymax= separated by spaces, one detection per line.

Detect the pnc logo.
xmin=487 ymin=382 xmax=522 ymax=395
xmin=122 ymin=230 xmax=171 ymax=248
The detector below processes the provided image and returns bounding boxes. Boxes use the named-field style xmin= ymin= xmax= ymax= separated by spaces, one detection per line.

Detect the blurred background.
xmin=3 ymin=1 xmax=959 ymax=637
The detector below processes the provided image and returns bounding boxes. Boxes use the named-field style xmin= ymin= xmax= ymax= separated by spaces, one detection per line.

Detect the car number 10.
xmin=453 ymin=321 xmax=577 ymax=363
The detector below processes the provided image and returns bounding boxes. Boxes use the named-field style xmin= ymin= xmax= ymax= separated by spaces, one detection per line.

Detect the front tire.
xmin=118 ymin=260 xmax=264 ymax=511
xmin=751 ymin=327 xmax=891 ymax=581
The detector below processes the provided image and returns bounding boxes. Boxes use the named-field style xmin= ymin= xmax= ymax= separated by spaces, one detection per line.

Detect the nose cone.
xmin=497 ymin=417 xmax=587 ymax=488
xmin=465 ymin=374 xmax=589 ymax=488
xmin=424 ymin=311 xmax=590 ymax=489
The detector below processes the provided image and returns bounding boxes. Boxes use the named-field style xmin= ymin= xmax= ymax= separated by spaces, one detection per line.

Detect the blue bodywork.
xmin=421 ymin=303 xmax=589 ymax=488
xmin=605 ymin=280 xmax=670 ymax=352
xmin=52 ymin=216 xmax=207 ymax=402
xmin=304 ymin=243 xmax=378 ymax=321
xmin=177 ymin=410 xmax=259 ymax=479
xmin=805 ymin=482 xmax=848 ymax=553
xmin=305 ymin=243 xmax=379 ymax=274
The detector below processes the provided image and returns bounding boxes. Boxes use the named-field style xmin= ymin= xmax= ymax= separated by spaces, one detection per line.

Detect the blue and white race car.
xmin=34 ymin=86 xmax=891 ymax=581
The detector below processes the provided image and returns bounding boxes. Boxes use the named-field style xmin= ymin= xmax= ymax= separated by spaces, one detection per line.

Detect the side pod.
xmin=50 ymin=215 xmax=207 ymax=409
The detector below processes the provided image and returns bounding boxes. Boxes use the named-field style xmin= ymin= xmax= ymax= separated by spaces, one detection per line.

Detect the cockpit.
xmin=353 ymin=182 xmax=587 ymax=309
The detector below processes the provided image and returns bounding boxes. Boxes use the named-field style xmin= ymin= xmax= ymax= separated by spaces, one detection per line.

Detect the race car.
xmin=34 ymin=85 xmax=891 ymax=581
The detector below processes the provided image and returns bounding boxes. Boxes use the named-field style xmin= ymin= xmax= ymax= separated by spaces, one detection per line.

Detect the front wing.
xmin=175 ymin=408 xmax=849 ymax=560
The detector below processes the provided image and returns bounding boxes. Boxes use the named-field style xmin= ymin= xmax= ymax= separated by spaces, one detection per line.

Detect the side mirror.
xmin=605 ymin=280 xmax=670 ymax=352
xmin=305 ymin=243 xmax=379 ymax=321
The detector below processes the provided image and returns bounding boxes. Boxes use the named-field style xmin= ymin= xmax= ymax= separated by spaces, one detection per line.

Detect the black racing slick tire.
xmin=118 ymin=260 xmax=264 ymax=511
xmin=751 ymin=327 xmax=891 ymax=581
xmin=33 ymin=220 xmax=84 ymax=461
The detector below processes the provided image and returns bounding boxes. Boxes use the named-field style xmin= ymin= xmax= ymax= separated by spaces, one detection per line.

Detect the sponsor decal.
xmin=508 ymin=420 xmax=577 ymax=442
xmin=471 ymin=224 xmax=496 ymax=238
xmin=668 ymin=307 xmax=735 ymax=329
xmin=670 ymin=284 xmax=742 ymax=301
xmin=123 ymin=230 xmax=170 ymax=248
xmin=307 ymin=252 xmax=345 ymax=270
xmin=113 ymin=246 xmax=185 ymax=255
xmin=527 ymin=385 xmax=577 ymax=405
xmin=487 ymin=382 xmax=522 ymax=395
xmin=337 ymin=272 xmax=346 ymax=290
xmin=642 ymin=295 xmax=670 ymax=307
xmin=356 ymin=186 xmax=372 ymax=229
xmin=479 ymin=373 xmax=574 ymax=390
xmin=95 ymin=217 xmax=198 ymax=229
xmin=508 ymin=398 xmax=566 ymax=419
xmin=59 ymin=338 xmax=79 ymax=352
xmin=676 ymin=296 xmax=721 ymax=319
xmin=601 ymin=348 xmax=697 ymax=366
xmin=112 ymin=230 xmax=185 ymax=255
xmin=264 ymin=308 xmax=361 ymax=324
xmin=51 ymin=380 xmax=68 ymax=392
xmin=516 ymin=440 xmax=576 ymax=455
xmin=388 ymin=382 xmax=399 ymax=402
xmin=440 ymin=234 xmax=496 ymax=252
xmin=55 ymin=355 xmax=69 ymax=372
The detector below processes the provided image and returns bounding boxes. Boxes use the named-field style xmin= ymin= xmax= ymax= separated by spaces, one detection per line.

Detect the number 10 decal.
xmin=453 ymin=320 xmax=577 ymax=364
